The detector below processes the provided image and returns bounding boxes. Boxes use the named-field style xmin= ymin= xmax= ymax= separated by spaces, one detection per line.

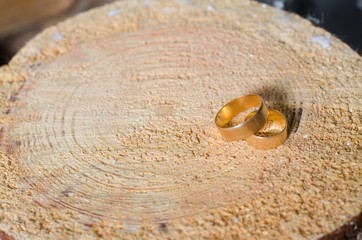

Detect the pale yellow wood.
xmin=0 ymin=0 xmax=361 ymax=239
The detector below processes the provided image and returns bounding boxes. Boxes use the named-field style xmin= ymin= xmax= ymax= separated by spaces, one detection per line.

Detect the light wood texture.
xmin=0 ymin=0 xmax=361 ymax=239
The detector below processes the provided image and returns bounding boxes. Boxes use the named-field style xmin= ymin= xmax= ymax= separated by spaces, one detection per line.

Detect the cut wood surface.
xmin=0 ymin=0 xmax=361 ymax=239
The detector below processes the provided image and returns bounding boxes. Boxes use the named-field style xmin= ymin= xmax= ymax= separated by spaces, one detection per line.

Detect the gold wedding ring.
xmin=215 ymin=94 xmax=269 ymax=141
xmin=244 ymin=109 xmax=287 ymax=150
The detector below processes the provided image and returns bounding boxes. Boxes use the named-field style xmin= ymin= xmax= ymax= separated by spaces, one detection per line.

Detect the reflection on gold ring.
xmin=215 ymin=94 xmax=268 ymax=141
xmin=245 ymin=109 xmax=287 ymax=150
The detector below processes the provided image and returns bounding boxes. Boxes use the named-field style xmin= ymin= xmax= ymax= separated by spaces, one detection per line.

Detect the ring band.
xmin=244 ymin=109 xmax=287 ymax=150
xmin=215 ymin=94 xmax=269 ymax=141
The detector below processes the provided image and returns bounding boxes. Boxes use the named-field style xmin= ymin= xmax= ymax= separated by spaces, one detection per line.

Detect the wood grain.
xmin=0 ymin=0 xmax=361 ymax=239
xmin=5 ymin=26 xmax=306 ymax=223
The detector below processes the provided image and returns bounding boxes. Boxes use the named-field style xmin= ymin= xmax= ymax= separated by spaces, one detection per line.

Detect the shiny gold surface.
xmin=245 ymin=109 xmax=287 ymax=150
xmin=215 ymin=94 xmax=269 ymax=141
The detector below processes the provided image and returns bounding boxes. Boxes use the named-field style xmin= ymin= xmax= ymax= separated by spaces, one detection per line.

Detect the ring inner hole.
xmin=245 ymin=110 xmax=285 ymax=137
xmin=227 ymin=107 xmax=258 ymax=127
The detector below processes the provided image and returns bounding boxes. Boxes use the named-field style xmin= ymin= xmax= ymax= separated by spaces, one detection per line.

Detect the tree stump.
xmin=0 ymin=0 xmax=361 ymax=239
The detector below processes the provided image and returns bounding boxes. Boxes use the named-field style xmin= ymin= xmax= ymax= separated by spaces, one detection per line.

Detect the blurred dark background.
xmin=258 ymin=0 xmax=362 ymax=54
xmin=0 ymin=0 xmax=361 ymax=66
xmin=0 ymin=0 xmax=115 ymax=66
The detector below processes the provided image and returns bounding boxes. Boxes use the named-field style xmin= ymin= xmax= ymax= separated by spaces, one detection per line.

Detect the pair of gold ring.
xmin=215 ymin=94 xmax=287 ymax=150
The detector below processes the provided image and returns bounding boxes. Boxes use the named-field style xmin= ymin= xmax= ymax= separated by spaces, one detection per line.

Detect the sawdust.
xmin=0 ymin=0 xmax=361 ymax=239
